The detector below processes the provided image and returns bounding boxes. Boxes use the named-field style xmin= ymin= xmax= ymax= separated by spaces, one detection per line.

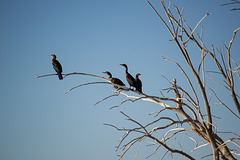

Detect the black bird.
xmin=49 ymin=54 xmax=63 ymax=80
xmin=135 ymin=73 xmax=143 ymax=93
xmin=120 ymin=64 xmax=136 ymax=89
xmin=103 ymin=71 xmax=125 ymax=89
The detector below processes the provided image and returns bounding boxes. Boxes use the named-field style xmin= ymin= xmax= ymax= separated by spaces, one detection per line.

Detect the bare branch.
xmin=146 ymin=1 xmax=175 ymax=38
xmin=221 ymin=1 xmax=240 ymax=6
xmin=184 ymin=11 xmax=211 ymax=44
xmin=206 ymin=72 xmax=230 ymax=90
xmin=36 ymin=73 xmax=60 ymax=78
xmin=146 ymin=144 xmax=161 ymax=159
xmin=110 ymin=98 xmax=133 ymax=110
xmin=192 ymin=143 xmax=209 ymax=152
xmin=218 ymin=138 xmax=240 ymax=149
xmin=210 ymin=88 xmax=240 ymax=119
xmin=217 ymin=131 xmax=240 ymax=138
xmin=64 ymin=82 xmax=110 ymax=94
xmin=162 ymin=56 xmax=199 ymax=106
xmin=95 ymin=92 xmax=120 ymax=106
xmin=185 ymin=133 xmax=198 ymax=149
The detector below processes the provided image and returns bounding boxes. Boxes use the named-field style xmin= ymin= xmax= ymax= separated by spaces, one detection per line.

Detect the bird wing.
xmin=126 ymin=73 xmax=136 ymax=87
xmin=111 ymin=78 xmax=125 ymax=86
xmin=52 ymin=60 xmax=62 ymax=73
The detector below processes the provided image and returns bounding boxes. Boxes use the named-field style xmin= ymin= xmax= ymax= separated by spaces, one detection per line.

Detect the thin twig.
xmin=64 ymin=82 xmax=109 ymax=94
xmin=95 ymin=92 xmax=120 ymax=105
xmin=210 ymin=89 xmax=240 ymax=119
xmin=184 ymin=11 xmax=211 ymax=44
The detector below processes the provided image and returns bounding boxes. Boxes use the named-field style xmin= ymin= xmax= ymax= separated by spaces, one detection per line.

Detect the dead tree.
xmin=37 ymin=0 xmax=240 ymax=159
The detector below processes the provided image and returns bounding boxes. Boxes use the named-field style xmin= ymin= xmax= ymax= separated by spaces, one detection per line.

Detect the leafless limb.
xmin=145 ymin=144 xmax=161 ymax=159
xmin=221 ymin=0 xmax=240 ymax=11
xmin=206 ymin=72 xmax=230 ymax=90
xmin=148 ymin=108 xmax=167 ymax=117
xmin=221 ymin=0 xmax=240 ymax=6
xmin=36 ymin=73 xmax=59 ymax=78
xmin=162 ymin=56 xmax=199 ymax=106
xmin=134 ymin=136 xmax=146 ymax=160
xmin=95 ymin=92 xmax=120 ymax=106
xmin=219 ymin=138 xmax=240 ymax=149
xmin=184 ymin=11 xmax=211 ymax=45
xmin=192 ymin=143 xmax=209 ymax=152
xmin=64 ymin=82 xmax=110 ymax=94
xmin=109 ymin=98 xmax=133 ymax=110
xmin=210 ymin=89 xmax=240 ymax=119
xmin=201 ymin=153 xmax=213 ymax=159
xmin=161 ymin=150 xmax=169 ymax=160
xmin=217 ymin=131 xmax=240 ymax=138
xmin=185 ymin=133 xmax=198 ymax=149
xmin=37 ymin=72 xmax=108 ymax=81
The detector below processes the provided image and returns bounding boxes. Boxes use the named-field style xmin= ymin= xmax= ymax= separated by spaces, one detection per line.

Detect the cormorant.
xmin=120 ymin=64 xmax=136 ymax=89
xmin=103 ymin=71 xmax=125 ymax=89
xmin=135 ymin=73 xmax=143 ymax=93
xmin=49 ymin=54 xmax=63 ymax=80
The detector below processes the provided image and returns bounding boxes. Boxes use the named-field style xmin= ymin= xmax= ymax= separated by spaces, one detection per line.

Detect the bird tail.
xmin=58 ymin=73 xmax=63 ymax=80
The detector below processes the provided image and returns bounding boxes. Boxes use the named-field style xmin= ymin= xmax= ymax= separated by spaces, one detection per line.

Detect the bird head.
xmin=120 ymin=64 xmax=127 ymax=68
xmin=102 ymin=71 xmax=111 ymax=75
xmin=49 ymin=54 xmax=56 ymax=58
xmin=102 ymin=71 xmax=112 ymax=76
xmin=103 ymin=71 xmax=112 ymax=78
xmin=136 ymin=73 xmax=143 ymax=77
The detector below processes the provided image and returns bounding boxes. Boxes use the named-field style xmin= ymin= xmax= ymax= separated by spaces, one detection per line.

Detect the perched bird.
xmin=135 ymin=73 xmax=143 ymax=93
xmin=103 ymin=71 xmax=125 ymax=89
xmin=49 ymin=54 xmax=63 ymax=80
xmin=120 ymin=64 xmax=136 ymax=89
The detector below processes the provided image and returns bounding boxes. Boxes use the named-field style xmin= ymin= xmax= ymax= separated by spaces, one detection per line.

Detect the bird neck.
xmin=52 ymin=57 xmax=56 ymax=61
xmin=124 ymin=67 xmax=128 ymax=73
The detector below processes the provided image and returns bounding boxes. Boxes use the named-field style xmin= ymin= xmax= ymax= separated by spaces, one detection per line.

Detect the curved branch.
xmin=64 ymin=82 xmax=110 ymax=94
xmin=36 ymin=72 xmax=109 ymax=81
xmin=95 ymin=92 xmax=120 ymax=106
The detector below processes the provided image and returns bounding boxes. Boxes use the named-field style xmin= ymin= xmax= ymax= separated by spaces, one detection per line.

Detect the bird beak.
xmin=139 ymin=74 xmax=143 ymax=77
xmin=49 ymin=55 xmax=52 ymax=57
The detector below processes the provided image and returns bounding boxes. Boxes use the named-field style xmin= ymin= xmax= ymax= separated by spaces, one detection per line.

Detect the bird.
xmin=103 ymin=71 xmax=125 ymax=89
xmin=120 ymin=64 xmax=136 ymax=89
xmin=135 ymin=73 xmax=143 ymax=93
xmin=49 ymin=54 xmax=63 ymax=80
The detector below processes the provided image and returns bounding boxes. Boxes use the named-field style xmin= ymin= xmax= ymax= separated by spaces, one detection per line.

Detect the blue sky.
xmin=1 ymin=0 xmax=240 ymax=160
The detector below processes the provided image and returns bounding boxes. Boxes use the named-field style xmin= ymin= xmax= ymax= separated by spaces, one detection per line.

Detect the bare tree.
xmin=37 ymin=0 xmax=240 ymax=159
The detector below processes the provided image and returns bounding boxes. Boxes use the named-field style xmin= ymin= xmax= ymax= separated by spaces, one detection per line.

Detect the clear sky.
xmin=1 ymin=0 xmax=239 ymax=160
